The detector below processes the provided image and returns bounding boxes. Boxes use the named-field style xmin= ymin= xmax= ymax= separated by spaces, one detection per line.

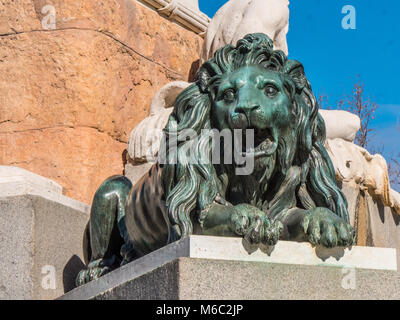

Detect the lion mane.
xmin=161 ymin=33 xmax=349 ymax=239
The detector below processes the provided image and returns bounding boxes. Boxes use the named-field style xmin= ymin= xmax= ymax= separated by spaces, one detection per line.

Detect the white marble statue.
xmin=319 ymin=109 xmax=361 ymax=142
xmin=128 ymin=81 xmax=190 ymax=162
xmin=201 ymin=0 xmax=290 ymax=63
xmin=326 ymin=139 xmax=400 ymax=215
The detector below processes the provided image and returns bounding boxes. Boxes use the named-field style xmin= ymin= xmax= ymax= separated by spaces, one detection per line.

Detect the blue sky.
xmin=200 ymin=0 xmax=400 ymax=187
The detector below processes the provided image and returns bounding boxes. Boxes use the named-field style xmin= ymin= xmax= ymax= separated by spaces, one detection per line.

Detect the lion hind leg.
xmin=76 ymin=175 xmax=133 ymax=286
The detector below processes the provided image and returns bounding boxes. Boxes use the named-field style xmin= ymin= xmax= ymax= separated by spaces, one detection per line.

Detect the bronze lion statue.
xmin=76 ymin=34 xmax=355 ymax=286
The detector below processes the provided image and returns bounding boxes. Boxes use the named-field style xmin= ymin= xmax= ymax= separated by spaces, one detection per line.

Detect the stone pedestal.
xmin=0 ymin=167 xmax=89 ymax=300
xmin=60 ymin=235 xmax=399 ymax=300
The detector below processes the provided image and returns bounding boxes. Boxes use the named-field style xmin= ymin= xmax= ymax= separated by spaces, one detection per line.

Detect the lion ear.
xmin=283 ymin=60 xmax=308 ymax=91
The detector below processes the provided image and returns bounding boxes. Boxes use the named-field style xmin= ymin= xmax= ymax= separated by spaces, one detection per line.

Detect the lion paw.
xmin=76 ymin=266 xmax=111 ymax=287
xmin=231 ymin=204 xmax=283 ymax=246
xmin=244 ymin=218 xmax=283 ymax=246
xmin=301 ymin=208 xmax=355 ymax=248
xmin=75 ymin=257 xmax=117 ymax=287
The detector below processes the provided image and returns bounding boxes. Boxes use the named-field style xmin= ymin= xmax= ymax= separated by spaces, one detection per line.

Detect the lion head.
xmin=210 ymin=65 xmax=295 ymax=158
xmin=161 ymin=33 xmax=349 ymax=239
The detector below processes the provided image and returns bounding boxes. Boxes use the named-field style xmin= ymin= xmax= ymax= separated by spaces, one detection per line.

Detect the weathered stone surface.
xmin=0 ymin=195 xmax=89 ymax=300
xmin=1 ymin=0 xmax=203 ymax=76
xmin=0 ymin=0 xmax=41 ymax=35
xmin=0 ymin=0 xmax=203 ymax=203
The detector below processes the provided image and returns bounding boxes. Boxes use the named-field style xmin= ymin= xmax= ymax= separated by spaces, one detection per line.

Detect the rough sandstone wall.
xmin=0 ymin=0 xmax=203 ymax=203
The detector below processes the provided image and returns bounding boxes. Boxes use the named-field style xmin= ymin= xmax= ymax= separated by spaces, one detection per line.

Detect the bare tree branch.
xmin=318 ymin=93 xmax=331 ymax=110
xmin=388 ymin=157 xmax=400 ymax=188
xmin=337 ymin=75 xmax=378 ymax=149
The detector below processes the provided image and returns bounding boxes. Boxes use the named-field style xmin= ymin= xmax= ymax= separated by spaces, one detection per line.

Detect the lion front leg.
xmin=276 ymin=207 xmax=356 ymax=248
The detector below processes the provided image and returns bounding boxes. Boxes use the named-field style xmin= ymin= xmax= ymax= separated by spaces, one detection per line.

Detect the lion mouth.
xmin=239 ymin=127 xmax=278 ymax=158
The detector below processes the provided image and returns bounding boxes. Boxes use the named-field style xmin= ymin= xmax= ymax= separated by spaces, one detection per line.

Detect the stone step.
xmin=60 ymin=235 xmax=398 ymax=300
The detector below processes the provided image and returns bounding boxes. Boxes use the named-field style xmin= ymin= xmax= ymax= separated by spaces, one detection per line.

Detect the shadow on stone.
xmin=259 ymin=244 xmax=275 ymax=256
xmin=378 ymin=202 xmax=385 ymax=224
xmin=315 ymin=246 xmax=346 ymax=261
xmin=391 ymin=209 xmax=400 ymax=226
xmin=188 ymin=59 xmax=200 ymax=82
xmin=241 ymin=238 xmax=259 ymax=255
xmin=63 ymin=255 xmax=86 ymax=293
xmin=241 ymin=239 xmax=276 ymax=256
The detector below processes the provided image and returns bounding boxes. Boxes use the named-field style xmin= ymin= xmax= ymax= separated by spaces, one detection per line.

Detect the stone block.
xmin=0 ymin=167 xmax=89 ymax=299
xmin=0 ymin=165 xmax=63 ymax=197
xmin=60 ymin=235 xmax=398 ymax=300
xmin=0 ymin=195 xmax=89 ymax=300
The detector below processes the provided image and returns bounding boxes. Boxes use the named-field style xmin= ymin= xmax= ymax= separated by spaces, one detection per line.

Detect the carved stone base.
xmin=60 ymin=236 xmax=399 ymax=300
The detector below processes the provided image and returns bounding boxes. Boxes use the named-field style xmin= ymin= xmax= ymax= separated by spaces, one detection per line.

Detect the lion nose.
xmin=231 ymin=104 xmax=260 ymax=129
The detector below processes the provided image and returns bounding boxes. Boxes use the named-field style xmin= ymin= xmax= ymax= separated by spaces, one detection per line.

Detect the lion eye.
xmin=264 ymin=85 xmax=278 ymax=97
xmin=222 ymin=89 xmax=236 ymax=102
